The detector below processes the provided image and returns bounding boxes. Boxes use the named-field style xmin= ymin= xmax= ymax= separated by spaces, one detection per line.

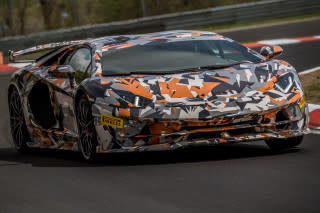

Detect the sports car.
xmin=8 ymin=30 xmax=309 ymax=161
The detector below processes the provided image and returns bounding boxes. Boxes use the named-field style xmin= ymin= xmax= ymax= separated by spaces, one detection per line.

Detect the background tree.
xmin=7 ymin=0 xmax=13 ymax=35
xmin=0 ymin=0 xmax=261 ymax=37
xmin=17 ymin=0 xmax=28 ymax=34
xmin=39 ymin=0 xmax=56 ymax=30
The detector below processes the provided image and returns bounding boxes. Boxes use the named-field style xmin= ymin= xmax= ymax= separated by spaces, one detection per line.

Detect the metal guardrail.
xmin=0 ymin=0 xmax=319 ymax=54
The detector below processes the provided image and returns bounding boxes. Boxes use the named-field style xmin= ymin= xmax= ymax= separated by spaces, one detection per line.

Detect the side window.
xmin=41 ymin=48 xmax=73 ymax=66
xmin=68 ymin=48 xmax=91 ymax=84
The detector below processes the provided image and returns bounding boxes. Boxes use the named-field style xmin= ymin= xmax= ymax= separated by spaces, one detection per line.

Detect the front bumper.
xmin=94 ymin=102 xmax=309 ymax=153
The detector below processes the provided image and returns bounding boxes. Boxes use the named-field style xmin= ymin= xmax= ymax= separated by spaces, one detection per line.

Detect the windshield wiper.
xmin=199 ymin=62 xmax=246 ymax=70
xmin=101 ymin=62 xmax=248 ymax=76
xmin=102 ymin=73 xmax=133 ymax=76
xmin=102 ymin=68 xmax=201 ymax=76
xmin=130 ymin=67 xmax=201 ymax=75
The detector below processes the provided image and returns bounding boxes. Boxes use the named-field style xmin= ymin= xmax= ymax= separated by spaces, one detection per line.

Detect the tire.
xmin=76 ymin=94 xmax=98 ymax=161
xmin=8 ymin=87 xmax=31 ymax=153
xmin=265 ymin=135 xmax=303 ymax=151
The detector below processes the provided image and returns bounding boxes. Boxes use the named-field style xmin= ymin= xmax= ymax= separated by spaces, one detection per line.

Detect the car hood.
xmin=88 ymin=60 xmax=303 ymax=119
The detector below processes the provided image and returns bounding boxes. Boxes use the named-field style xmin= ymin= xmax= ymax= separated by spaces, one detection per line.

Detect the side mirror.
xmin=260 ymin=45 xmax=283 ymax=59
xmin=48 ymin=65 xmax=75 ymax=88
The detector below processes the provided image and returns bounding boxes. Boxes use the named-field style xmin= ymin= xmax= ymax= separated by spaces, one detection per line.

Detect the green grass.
xmin=305 ymin=84 xmax=320 ymax=105
xmin=197 ymin=11 xmax=320 ymax=31
xmin=300 ymin=70 xmax=320 ymax=105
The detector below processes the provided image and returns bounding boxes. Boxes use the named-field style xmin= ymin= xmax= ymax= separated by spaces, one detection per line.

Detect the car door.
xmin=49 ymin=46 xmax=92 ymax=135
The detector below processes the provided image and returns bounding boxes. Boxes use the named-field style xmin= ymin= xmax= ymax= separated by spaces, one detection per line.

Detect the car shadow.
xmin=0 ymin=142 xmax=301 ymax=168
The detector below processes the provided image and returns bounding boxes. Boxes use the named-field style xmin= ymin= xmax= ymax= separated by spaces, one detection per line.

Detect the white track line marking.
xmin=259 ymin=39 xmax=299 ymax=45
xmin=243 ymin=35 xmax=320 ymax=48
xmin=298 ymin=66 xmax=320 ymax=76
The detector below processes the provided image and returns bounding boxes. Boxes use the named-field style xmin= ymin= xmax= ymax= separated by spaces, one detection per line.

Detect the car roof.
xmin=88 ymin=30 xmax=223 ymax=46
xmin=10 ymin=30 xmax=224 ymax=62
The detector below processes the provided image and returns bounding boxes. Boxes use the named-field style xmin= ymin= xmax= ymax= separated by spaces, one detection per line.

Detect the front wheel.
xmin=265 ymin=136 xmax=303 ymax=151
xmin=8 ymin=87 xmax=31 ymax=153
xmin=76 ymin=95 xmax=98 ymax=161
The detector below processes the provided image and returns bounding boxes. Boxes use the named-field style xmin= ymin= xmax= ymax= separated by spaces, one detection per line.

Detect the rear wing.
xmin=8 ymin=40 xmax=85 ymax=63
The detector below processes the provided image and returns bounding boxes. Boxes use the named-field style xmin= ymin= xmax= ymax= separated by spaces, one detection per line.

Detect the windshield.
xmin=101 ymin=39 xmax=265 ymax=75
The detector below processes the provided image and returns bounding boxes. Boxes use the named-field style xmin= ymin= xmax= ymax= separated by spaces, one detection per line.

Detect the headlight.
xmin=275 ymin=73 xmax=294 ymax=93
xmin=107 ymin=90 xmax=145 ymax=107
xmin=133 ymin=96 xmax=142 ymax=107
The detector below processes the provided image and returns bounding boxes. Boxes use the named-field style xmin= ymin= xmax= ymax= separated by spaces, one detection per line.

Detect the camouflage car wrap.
xmin=8 ymin=30 xmax=309 ymax=154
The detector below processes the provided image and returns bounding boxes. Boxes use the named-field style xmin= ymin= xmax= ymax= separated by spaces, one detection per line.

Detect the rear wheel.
xmin=76 ymin=95 xmax=98 ymax=161
xmin=8 ymin=87 xmax=31 ymax=152
xmin=265 ymin=136 xmax=303 ymax=151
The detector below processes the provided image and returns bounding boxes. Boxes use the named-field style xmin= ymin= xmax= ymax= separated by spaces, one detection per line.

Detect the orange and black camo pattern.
xmin=8 ymin=30 xmax=309 ymax=153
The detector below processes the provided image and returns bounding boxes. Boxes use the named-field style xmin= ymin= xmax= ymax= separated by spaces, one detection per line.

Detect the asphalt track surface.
xmin=0 ymin=19 xmax=320 ymax=213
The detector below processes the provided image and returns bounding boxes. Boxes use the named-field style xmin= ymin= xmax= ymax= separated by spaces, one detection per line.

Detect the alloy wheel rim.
xmin=78 ymin=100 xmax=94 ymax=158
xmin=9 ymin=90 xmax=25 ymax=149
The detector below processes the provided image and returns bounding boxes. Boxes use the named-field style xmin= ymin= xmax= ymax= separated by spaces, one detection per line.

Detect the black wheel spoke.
xmin=84 ymin=135 xmax=90 ymax=154
xmin=13 ymin=94 xmax=22 ymax=114
xmin=16 ymin=127 xmax=23 ymax=147
xmin=10 ymin=116 xmax=20 ymax=121
xmin=78 ymin=119 xmax=86 ymax=129
xmin=10 ymin=97 xmax=20 ymax=116
xmin=12 ymin=122 xmax=21 ymax=133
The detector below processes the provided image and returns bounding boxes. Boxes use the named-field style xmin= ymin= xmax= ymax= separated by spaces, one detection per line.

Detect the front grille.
xmin=187 ymin=131 xmax=220 ymax=140
xmin=129 ymin=106 xmax=301 ymax=147
xmin=186 ymin=126 xmax=257 ymax=141
xmin=276 ymin=109 xmax=290 ymax=129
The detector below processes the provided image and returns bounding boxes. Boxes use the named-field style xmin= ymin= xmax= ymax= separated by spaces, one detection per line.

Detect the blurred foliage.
xmin=0 ymin=0 xmax=261 ymax=37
